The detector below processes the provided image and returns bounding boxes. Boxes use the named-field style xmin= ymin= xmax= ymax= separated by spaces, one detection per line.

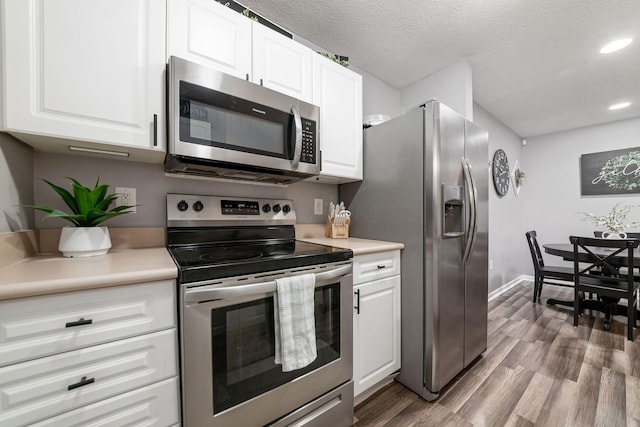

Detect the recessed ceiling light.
xmin=600 ymin=38 xmax=632 ymax=54
xmin=609 ymin=102 xmax=631 ymax=110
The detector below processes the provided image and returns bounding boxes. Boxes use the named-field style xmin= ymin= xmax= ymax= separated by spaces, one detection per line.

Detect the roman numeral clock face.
xmin=492 ymin=149 xmax=510 ymax=196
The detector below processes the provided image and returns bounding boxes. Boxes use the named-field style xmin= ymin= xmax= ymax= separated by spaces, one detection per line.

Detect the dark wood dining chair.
xmin=594 ymin=231 xmax=640 ymax=238
xmin=570 ymin=236 xmax=640 ymax=341
xmin=525 ymin=231 xmax=574 ymax=302
xmin=593 ymin=232 xmax=640 ymax=279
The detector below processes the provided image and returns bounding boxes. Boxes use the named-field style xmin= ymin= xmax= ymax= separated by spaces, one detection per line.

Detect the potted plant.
xmin=580 ymin=203 xmax=640 ymax=238
xmin=26 ymin=178 xmax=135 ymax=257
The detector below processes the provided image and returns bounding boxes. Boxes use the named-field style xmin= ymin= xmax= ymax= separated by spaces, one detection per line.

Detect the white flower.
xmin=580 ymin=203 xmax=640 ymax=233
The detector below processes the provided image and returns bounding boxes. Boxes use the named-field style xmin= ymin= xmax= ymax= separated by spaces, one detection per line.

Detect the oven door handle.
xmin=184 ymin=264 xmax=352 ymax=304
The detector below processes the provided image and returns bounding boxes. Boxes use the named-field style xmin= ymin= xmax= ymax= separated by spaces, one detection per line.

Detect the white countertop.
xmin=0 ymin=247 xmax=177 ymax=301
xmin=297 ymin=236 xmax=404 ymax=256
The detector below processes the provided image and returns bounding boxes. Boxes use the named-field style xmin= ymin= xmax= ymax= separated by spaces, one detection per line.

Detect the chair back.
xmin=594 ymin=231 xmax=640 ymax=238
xmin=525 ymin=231 xmax=545 ymax=273
xmin=569 ymin=236 xmax=639 ymax=295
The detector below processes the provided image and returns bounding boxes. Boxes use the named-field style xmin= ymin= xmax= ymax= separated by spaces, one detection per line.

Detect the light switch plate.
xmin=314 ymin=198 xmax=323 ymax=215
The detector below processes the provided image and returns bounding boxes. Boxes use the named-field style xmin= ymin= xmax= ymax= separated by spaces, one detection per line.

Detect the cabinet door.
xmin=0 ymin=329 xmax=177 ymax=427
xmin=30 ymin=377 xmax=179 ymax=427
xmin=312 ymin=53 xmax=363 ymax=183
xmin=2 ymin=0 xmax=166 ymax=157
xmin=167 ymin=0 xmax=252 ymax=79
xmin=0 ymin=280 xmax=176 ymax=367
xmin=353 ymin=275 xmax=401 ymax=397
xmin=252 ymin=23 xmax=313 ymax=103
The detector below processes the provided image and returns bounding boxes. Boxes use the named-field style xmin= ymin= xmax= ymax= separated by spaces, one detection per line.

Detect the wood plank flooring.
xmin=354 ymin=282 xmax=640 ymax=426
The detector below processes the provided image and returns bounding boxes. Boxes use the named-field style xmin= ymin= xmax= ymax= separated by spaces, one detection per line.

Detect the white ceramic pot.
xmin=602 ymin=231 xmax=627 ymax=239
xmin=58 ymin=226 xmax=112 ymax=257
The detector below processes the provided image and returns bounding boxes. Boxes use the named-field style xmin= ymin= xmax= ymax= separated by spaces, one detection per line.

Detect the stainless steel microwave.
xmin=165 ymin=56 xmax=320 ymax=185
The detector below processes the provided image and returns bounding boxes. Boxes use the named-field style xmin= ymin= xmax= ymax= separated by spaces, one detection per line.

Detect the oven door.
xmin=180 ymin=263 xmax=353 ymax=427
xmin=168 ymin=56 xmax=319 ymax=176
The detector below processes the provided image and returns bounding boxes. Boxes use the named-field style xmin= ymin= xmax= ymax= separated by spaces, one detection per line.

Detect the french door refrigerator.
xmin=341 ymin=100 xmax=488 ymax=400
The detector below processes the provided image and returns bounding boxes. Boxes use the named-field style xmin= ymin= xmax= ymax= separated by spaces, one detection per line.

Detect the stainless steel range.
xmin=167 ymin=194 xmax=354 ymax=427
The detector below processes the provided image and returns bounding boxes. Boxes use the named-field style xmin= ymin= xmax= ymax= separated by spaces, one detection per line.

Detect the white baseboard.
xmin=488 ymin=275 xmax=532 ymax=302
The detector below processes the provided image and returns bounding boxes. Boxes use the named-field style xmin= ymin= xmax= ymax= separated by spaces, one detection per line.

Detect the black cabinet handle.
xmin=68 ymin=376 xmax=95 ymax=391
xmin=65 ymin=317 xmax=92 ymax=328
xmin=153 ymin=114 xmax=158 ymax=146
xmin=260 ymin=78 xmax=263 ymax=86
xmin=245 ymin=73 xmax=249 ymax=81
xmin=354 ymin=289 xmax=360 ymax=314
xmin=377 ymin=265 xmax=386 ymax=269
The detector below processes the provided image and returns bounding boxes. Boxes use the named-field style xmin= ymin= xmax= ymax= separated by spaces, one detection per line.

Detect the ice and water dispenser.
xmin=442 ymin=184 xmax=464 ymax=238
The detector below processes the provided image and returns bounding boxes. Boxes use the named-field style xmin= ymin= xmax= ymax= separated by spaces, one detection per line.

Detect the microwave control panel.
xmin=300 ymin=119 xmax=317 ymax=164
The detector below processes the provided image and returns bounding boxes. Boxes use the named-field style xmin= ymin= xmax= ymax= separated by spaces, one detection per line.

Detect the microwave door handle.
xmin=290 ymin=104 xmax=303 ymax=170
xmin=184 ymin=264 xmax=352 ymax=304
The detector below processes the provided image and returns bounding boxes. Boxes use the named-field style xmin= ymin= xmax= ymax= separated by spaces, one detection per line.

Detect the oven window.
xmin=211 ymin=283 xmax=341 ymax=414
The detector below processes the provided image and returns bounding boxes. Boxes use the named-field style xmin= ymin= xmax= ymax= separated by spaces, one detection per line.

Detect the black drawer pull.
xmin=377 ymin=265 xmax=387 ymax=269
xmin=354 ymin=289 xmax=360 ymax=314
xmin=68 ymin=376 xmax=95 ymax=391
xmin=65 ymin=317 xmax=92 ymax=328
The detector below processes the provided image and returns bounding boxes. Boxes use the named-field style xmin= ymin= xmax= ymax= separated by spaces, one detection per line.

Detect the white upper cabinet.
xmin=1 ymin=0 xmax=166 ymax=163
xmin=252 ymin=23 xmax=313 ymax=103
xmin=167 ymin=0 xmax=313 ymax=103
xmin=312 ymin=54 xmax=363 ymax=183
xmin=167 ymin=0 xmax=252 ymax=79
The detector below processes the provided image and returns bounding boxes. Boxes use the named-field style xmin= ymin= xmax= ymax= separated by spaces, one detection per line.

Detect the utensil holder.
xmin=326 ymin=217 xmax=350 ymax=239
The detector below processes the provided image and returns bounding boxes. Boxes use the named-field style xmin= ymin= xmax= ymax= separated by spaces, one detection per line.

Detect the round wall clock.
xmin=492 ymin=149 xmax=510 ymax=196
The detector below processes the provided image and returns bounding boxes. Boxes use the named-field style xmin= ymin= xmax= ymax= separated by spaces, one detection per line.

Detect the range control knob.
xmin=193 ymin=201 xmax=204 ymax=212
xmin=177 ymin=200 xmax=189 ymax=212
xmin=282 ymin=204 xmax=291 ymax=214
xmin=272 ymin=204 xmax=281 ymax=213
xmin=262 ymin=204 xmax=271 ymax=213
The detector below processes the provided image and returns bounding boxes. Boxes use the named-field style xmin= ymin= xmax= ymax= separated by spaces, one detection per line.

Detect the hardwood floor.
xmin=354 ymin=282 xmax=640 ymax=426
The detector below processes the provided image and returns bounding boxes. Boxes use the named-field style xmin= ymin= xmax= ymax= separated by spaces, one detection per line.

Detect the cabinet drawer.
xmin=0 ymin=280 xmax=176 ymax=366
xmin=0 ymin=329 xmax=177 ymax=426
xmin=31 ymin=377 xmax=179 ymax=427
xmin=353 ymin=250 xmax=400 ymax=285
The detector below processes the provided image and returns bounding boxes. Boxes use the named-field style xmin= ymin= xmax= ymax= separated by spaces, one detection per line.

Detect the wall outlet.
xmin=114 ymin=187 xmax=136 ymax=213
xmin=489 ymin=259 xmax=494 ymax=271
xmin=314 ymin=198 xmax=323 ymax=215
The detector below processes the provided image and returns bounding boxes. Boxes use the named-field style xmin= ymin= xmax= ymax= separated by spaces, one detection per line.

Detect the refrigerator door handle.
xmin=462 ymin=158 xmax=478 ymax=264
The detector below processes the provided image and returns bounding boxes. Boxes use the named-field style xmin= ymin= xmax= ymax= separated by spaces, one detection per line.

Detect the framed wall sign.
xmin=580 ymin=147 xmax=640 ymax=196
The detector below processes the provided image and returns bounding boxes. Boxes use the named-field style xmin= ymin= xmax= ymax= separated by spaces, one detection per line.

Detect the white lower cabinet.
xmin=0 ymin=280 xmax=179 ymax=426
xmin=30 ymin=377 xmax=179 ymax=427
xmin=353 ymin=251 xmax=401 ymax=398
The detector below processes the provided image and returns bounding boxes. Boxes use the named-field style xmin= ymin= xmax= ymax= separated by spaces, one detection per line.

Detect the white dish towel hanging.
xmin=274 ymin=273 xmax=317 ymax=372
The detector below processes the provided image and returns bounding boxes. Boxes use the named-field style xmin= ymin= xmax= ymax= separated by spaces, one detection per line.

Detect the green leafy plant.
xmin=26 ymin=178 xmax=135 ymax=227
xmin=241 ymin=8 xmax=259 ymax=22
xmin=580 ymin=202 xmax=640 ymax=233
xmin=317 ymin=52 xmax=349 ymax=68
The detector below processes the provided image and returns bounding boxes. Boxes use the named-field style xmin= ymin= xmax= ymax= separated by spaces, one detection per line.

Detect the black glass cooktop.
xmin=169 ymin=240 xmax=352 ymax=283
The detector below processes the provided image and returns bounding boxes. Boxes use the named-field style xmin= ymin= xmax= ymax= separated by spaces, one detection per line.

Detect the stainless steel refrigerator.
xmin=341 ymin=100 xmax=488 ymax=400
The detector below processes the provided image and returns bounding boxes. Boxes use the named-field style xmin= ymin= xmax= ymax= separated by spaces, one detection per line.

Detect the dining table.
xmin=543 ymin=243 xmax=640 ymax=330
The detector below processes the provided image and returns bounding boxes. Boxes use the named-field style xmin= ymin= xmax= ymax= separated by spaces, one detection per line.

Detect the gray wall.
xmin=400 ymin=60 xmax=473 ymax=120
xmin=473 ymin=104 xmax=528 ymax=293
xmin=522 ymin=117 xmax=640 ymax=268
xmin=33 ymin=152 xmax=337 ymax=228
xmin=0 ymin=133 xmax=34 ymax=232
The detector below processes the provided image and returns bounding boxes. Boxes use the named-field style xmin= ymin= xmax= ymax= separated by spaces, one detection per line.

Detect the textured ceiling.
xmin=240 ymin=0 xmax=640 ymax=137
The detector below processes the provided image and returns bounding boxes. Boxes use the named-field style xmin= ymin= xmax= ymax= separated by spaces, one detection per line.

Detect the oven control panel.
xmin=167 ymin=194 xmax=296 ymax=226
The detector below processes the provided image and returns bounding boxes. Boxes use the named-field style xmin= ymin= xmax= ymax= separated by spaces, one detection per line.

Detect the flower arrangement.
xmin=580 ymin=203 xmax=640 ymax=233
